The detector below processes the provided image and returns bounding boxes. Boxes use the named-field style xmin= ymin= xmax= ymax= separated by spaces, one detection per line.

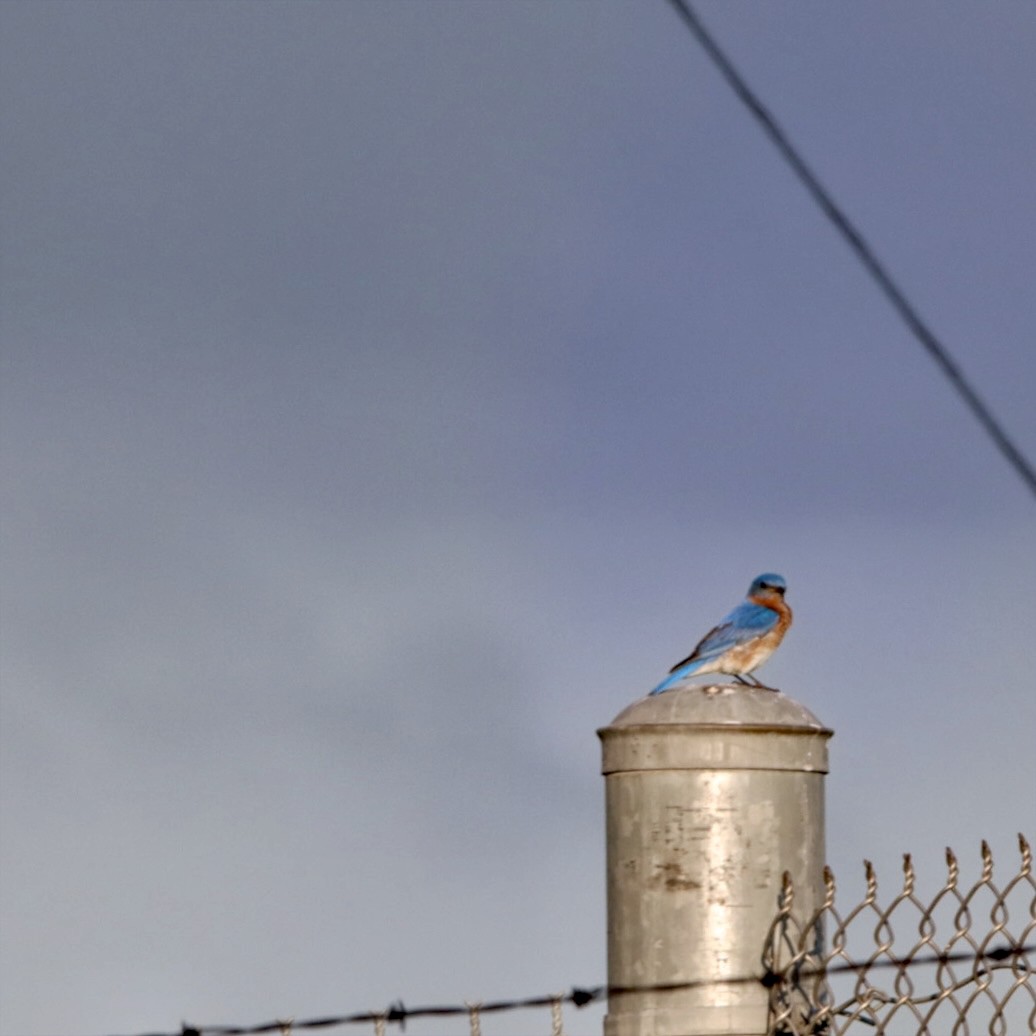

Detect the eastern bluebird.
xmin=650 ymin=573 xmax=792 ymax=694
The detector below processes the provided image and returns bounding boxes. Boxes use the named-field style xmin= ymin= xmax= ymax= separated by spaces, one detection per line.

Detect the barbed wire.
xmin=40 ymin=943 xmax=1028 ymax=1036
xmin=663 ymin=0 xmax=1036 ymax=501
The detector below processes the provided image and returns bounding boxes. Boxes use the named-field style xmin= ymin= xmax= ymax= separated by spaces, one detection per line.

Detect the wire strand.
xmin=40 ymin=944 xmax=1030 ymax=1036
xmin=663 ymin=0 xmax=1036 ymax=501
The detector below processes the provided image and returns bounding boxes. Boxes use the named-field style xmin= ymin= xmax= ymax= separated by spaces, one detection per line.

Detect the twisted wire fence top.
xmin=766 ymin=833 xmax=1035 ymax=1036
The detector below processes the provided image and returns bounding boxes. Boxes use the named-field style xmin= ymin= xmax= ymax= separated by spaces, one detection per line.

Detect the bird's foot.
xmin=736 ymin=674 xmax=779 ymax=692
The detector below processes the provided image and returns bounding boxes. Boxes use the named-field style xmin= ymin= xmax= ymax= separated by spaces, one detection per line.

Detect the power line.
xmin=663 ymin=0 xmax=1036 ymax=501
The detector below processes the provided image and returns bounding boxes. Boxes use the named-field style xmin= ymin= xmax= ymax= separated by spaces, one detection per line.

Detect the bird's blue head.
xmin=749 ymin=573 xmax=787 ymax=597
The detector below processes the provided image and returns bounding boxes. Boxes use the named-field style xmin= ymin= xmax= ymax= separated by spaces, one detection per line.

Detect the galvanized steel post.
xmin=598 ymin=685 xmax=832 ymax=1036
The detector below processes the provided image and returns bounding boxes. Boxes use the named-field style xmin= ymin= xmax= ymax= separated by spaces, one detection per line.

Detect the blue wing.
xmin=650 ymin=602 xmax=778 ymax=693
xmin=681 ymin=601 xmax=778 ymax=664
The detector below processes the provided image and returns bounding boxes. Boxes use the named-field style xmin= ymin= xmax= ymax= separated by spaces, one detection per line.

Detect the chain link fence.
xmin=765 ymin=834 xmax=1035 ymax=1035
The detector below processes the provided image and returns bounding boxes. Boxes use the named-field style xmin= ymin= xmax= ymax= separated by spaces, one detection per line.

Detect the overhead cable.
xmin=664 ymin=0 xmax=1036 ymax=500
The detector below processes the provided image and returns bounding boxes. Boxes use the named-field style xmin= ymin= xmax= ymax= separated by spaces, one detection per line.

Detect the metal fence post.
xmin=598 ymin=685 xmax=832 ymax=1036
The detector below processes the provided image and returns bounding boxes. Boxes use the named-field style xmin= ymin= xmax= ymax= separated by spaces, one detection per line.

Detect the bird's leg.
xmin=740 ymin=673 xmax=779 ymax=692
xmin=733 ymin=674 xmax=751 ymax=685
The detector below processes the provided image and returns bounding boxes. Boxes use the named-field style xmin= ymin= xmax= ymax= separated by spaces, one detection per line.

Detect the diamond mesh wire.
xmin=764 ymin=834 xmax=1035 ymax=1035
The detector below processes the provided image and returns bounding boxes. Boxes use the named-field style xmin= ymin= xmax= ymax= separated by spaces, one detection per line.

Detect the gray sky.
xmin=2 ymin=3 xmax=1034 ymax=1034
